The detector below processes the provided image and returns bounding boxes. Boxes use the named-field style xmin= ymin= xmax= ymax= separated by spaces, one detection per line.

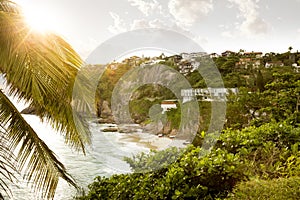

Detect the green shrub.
xmin=124 ymin=147 xmax=183 ymax=173
xmin=76 ymin=146 xmax=247 ymax=200
xmin=217 ymin=122 xmax=300 ymax=153
xmin=76 ymin=121 xmax=300 ymax=199
xmin=227 ymin=176 xmax=300 ymax=200
xmin=217 ymin=122 xmax=300 ymax=179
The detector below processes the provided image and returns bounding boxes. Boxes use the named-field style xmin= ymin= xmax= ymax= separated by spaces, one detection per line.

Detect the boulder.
xmin=101 ymin=127 xmax=119 ymax=132
xmin=97 ymin=100 xmax=115 ymax=123
xmin=101 ymin=100 xmax=113 ymax=118
xmin=162 ymin=121 xmax=172 ymax=135
xmin=118 ymin=124 xmax=141 ymax=133
xmin=143 ymin=121 xmax=164 ymax=135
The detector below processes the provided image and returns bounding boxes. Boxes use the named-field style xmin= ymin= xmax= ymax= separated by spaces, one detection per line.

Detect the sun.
xmin=20 ymin=4 xmax=61 ymax=34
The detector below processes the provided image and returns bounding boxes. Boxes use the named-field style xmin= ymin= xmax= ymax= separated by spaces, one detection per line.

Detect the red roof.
xmin=161 ymin=101 xmax=176 ymax=105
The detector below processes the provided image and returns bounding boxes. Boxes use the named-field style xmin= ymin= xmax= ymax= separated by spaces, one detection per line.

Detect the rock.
xmin=97 ymin=100 xmax=115 ymax=124
xmin=101 ymin=100 xmax=113 ymax=118
xmin=98 ymin=116 xmax=115 ymax=124
xmin=162 ymin=121 xmax=172 ymax=135
xmin=143 ymin=121 xmax=164 ymax=134
xmin=20 ymin=106 xmax=37 ymax=115
xmin=134 ymin=119 xmax=143 ymax=124
xmin=169 ymin=129 xmax=178 ymax=137
xmin=118 ymin=124 xmax=141 ymax=133
xmin=101 ymin=127 xmax=119 ymax=132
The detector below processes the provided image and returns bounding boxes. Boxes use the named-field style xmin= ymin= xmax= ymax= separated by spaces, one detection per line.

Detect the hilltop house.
xmin=265 ymin=61 xmax=284 ymax=68
xmin=221 ymin=50 xmax=235 ymax=57
xmin=236 ymin=52 xmax=263 ymax=69
xmin=244 ymin=52 xmax=263 ymax=58
xmin=210 ymin=53 xmax=220 ymax=58
xmin=292 ymin=63 xmax=300 ymax=72
xmin=181 ymin=52 xmax=207 ymax=60
xmin=177 ymin=52 xmax=204 ymax=75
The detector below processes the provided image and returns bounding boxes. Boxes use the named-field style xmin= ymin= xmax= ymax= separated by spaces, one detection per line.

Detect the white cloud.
xmin=131 ymin=18 xmax=170 ymax=30
xmin=221 ymin=31 xmax=234 ymax=38
xmin=128 ymin=0 xmax=162 ymax=16
xmin=108 ymin=12 xmax=127 ymax=34
xmin=168 ymin=0 xmax=213 ymax=27
xmin=130 ymin=18 xmax=192 ymax=36
xmin=240 ymin=16 xmax=268 ymax=34
xmin=227 ymin=0 xmax=268 ymax=35
xmin=130 ymin=18 xmax=209 ymax=50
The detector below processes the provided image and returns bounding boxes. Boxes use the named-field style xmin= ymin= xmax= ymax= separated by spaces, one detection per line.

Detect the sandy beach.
xmin=119 ymin=132 xmax=186 ymax=150
xmin=98 ymin=123 xmax=188 ymax=151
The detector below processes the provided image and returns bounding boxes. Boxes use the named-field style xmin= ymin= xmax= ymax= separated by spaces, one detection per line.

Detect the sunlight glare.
xmin=21 ymin=5 xmax=61 ymax=34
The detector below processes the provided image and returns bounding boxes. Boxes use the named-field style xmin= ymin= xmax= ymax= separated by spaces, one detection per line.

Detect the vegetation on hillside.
xmin=78 ymin=50 xmax=300 ymax=199
xmin=77 ymin=122 xmax=300 ymax=199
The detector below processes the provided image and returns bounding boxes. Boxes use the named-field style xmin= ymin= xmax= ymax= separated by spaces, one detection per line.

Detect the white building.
xmin=292 ymin=63 xmax=300 ymax=72
xmin=180 ymin=52 xmax=207 ymax=60
xmin=181 ymin=88 xmax=238 ymax=103
xmin=161 ymin=100 xmax=177 ymax=113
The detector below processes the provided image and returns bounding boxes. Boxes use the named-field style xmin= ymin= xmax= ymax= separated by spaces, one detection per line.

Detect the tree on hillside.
xmin=0 ymin=1 xmax=90 ymax=199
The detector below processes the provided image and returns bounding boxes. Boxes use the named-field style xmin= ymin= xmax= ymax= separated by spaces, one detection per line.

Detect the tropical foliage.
xmin=0 ymin=0 xmax=90 ymax=199
xmin=77 ymin=121 xmax=300 ymax=199
xmin=77 ymin=51 xmax=300 ymax=199
xmin=227 ymin=176 xmax=300 ymax=200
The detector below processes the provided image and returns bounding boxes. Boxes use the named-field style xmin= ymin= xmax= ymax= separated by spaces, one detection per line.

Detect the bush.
xmin=227 ymin=177 xmax=300 ymax=200
xmin=76 ymin=146 xmax=247 ymax=200
xmin=217 ymin=122 xmax=300 ymax=179
xmin=76 ymin=121 xmax=300 ymax=199
xmin=217 ymin=122 xmax=300 ymax=153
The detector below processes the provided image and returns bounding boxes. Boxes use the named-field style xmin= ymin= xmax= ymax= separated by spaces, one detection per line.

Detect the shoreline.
xmin=119 ymin=132 xmax=186 ymax=150
xmin=98 ymin=123 xmax=186 ymax=150
xmin=119 ymin=131 xmax=187 ymax=151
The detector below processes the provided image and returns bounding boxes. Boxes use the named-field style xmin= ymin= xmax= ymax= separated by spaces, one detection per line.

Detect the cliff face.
xmin=97 ymin=100 xmax=181 ymax=136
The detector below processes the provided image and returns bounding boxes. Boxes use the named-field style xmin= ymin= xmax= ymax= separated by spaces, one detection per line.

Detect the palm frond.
xmin=0 ymin=127 xmax=16 ymax=198
xmin=0 ymin=0 xmax=91 ymax=151
xmin=0 ymin=0 xmax=94 ymax=199
xmin=0 ymin=90 xmax=78 ymax=199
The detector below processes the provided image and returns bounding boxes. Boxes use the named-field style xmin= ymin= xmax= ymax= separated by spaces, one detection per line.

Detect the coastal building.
xmin=181 ymin=88 xmax=238 ymax=103
xmin=161 ymin=100 xmax=177 ymax=113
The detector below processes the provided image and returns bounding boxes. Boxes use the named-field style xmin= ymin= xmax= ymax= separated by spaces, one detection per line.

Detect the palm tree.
xmin=0 ymin=0 xmax=91 ymax=199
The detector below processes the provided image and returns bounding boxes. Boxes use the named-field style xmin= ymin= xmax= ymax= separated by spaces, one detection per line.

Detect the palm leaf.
xmin=0 ymin=0 xmax=92 ymax=151
xmin=0 ymin=0 xmax=94 ymax=199
xmin=0 ymin=126 xmax=16 ymax=198
xmin=0 ymin=90 xmax=78 ymax=199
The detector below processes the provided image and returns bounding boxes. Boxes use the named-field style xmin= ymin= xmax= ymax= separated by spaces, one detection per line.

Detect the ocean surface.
xmin=0 ymin=92 xmax=185 ymax=200
xmin=8 ymin=115 xmax=154 ymax=200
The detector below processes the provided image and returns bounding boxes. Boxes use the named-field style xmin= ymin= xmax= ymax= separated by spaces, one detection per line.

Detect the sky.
xmin=14 ymin=0 xmax=300 ymax=60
